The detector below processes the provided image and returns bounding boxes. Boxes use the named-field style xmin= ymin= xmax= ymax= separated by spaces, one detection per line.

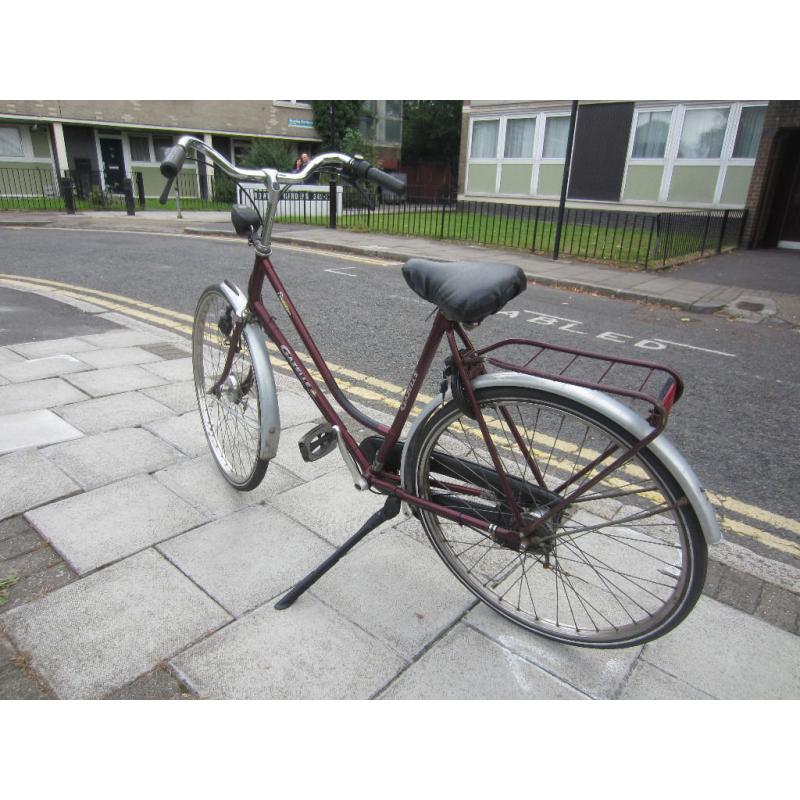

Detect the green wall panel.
xmin=537 ymin=164 xmax=564 ymax=196
xmin=466 ymin=163 xmax=497 ymax=193
xmin=622 ymin=165 xmax=663 ymax=201
xmin=720 ymin=165 xmax=753 ymax=205
xmin=499 ymin=164 xmax=533 ymax=195
xmin=667 ymin=166 xmax=719 ymax=203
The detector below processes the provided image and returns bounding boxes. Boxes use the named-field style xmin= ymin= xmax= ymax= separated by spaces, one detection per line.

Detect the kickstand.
xmin=274 ymin=494 xmax=401 ymax=610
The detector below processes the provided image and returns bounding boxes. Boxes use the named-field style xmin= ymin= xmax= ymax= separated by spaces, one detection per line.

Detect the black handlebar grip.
xmin=159 ymin=175 xmax=176 ymax=205
xmin=160 ymin=145 xmax=186 ymax=178
xmin=367 ymin=166 xmax=406 ymax=194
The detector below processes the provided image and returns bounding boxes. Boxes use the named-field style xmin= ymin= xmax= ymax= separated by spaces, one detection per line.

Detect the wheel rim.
xmin=193 ymin=290 xmax=263 ymax=486
xmin=415 ymin=391 xmax=699 ymax=646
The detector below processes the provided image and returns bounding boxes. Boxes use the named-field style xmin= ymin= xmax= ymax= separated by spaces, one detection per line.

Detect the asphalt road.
xmin=1 ymin=226 xmax=798 ymax=567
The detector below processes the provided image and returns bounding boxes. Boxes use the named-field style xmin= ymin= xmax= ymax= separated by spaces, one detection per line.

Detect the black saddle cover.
xmin=402 ymin=259 xmax=527 ymax=323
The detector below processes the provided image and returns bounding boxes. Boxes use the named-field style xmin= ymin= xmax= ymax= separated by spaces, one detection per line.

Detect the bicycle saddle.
xmin=402 ymin=259 xmax=527 ymax=323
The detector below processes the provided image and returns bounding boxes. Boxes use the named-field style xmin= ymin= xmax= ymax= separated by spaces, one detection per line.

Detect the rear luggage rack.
xmin=475 ymin=337 xmax=684 ymax=432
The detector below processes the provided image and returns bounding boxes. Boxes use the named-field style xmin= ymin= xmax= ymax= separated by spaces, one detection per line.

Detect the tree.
xmin=240 ymin=138 xmax=296 ymax=171
xmin=401 ymin=100 xmax=462 ymax=166
xmin=310 ymin=101 xmax=364 ymax=150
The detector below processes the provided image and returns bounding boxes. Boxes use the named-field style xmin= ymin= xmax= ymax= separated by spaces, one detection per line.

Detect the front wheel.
xmin=404 ymin=385 xmax=707 ymax=648
xmin=192 ymin=286 xmax=269 ymax=491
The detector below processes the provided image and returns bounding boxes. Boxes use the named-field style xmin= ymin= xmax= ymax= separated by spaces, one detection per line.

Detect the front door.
xmin=99 ymin=138 xmax=125 ymax=193
xmin=777 ymin=144 xmax=800 ymax=249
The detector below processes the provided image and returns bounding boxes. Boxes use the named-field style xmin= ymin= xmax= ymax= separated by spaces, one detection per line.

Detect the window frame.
xmin=621 ymin=101 xmax=767 ymax=207
xmin=466 ymin=109 xmax=571 ymax=198
xmin=0 ymin=125 xmax=25 ymax=159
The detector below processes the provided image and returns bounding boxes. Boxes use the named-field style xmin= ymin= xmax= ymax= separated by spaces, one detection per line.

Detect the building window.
xmin=0 ymin=126 xmax=23 ymax=158
xmin=677 ymin=108 xmax=730 ymax=159
xmin=733 ymin=106 xmax=766 ymax=159
xmin=152 ymin=135 xmax=174 ymax=162
xmin=129 ymin=135 xmax=151 ymax=162
xmin=631 ymin=110 xmax=672 ymax=158
xmin=470 ymin=120 xmax=499 ymax=159
xmin=542 ymin=116 xmax=570 ymax=158
xmin=503 ymin=118 xmax=535 ymax=158
xmin=233 ymin=139 xmax=252 ymax=165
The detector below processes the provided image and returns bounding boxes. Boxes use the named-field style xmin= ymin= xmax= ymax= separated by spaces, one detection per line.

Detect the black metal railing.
xmin=283 ymin=180 xmax=746 ymax=269
xmin=0 ymin=166 xmax=64 ymax=210
xmin=0 ymin=166 xmax=748 ymax=268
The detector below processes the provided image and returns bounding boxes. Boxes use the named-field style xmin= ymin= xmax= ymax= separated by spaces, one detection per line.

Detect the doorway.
xmin=762 ymin=130 xmax=800 ymax=249
xmin=99 ymin=137 xmax=125 ymax=193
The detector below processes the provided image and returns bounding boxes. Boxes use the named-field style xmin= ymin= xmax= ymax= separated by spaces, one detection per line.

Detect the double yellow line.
xmin=2 ymin=272 xmax=799 ymax=561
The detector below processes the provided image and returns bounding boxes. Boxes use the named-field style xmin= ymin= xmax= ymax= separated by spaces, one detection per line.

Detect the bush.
xmin=241 ymin=138 xmax=296 ymax=171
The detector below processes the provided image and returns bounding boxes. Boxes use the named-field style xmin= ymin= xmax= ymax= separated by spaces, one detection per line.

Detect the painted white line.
xmin=325 ymin=268 xmax=358 ymax=277
xmin=651 ymin=339 xmax=737 ymax=358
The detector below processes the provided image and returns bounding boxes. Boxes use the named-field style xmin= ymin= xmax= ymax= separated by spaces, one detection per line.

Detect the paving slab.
xmin=311 ymin=531 xmax=475 ymax=661
xmin=0 ymin=353 xmax=92 ymax=383
xmin=141 ymin=380 xmax=197 ymax=413
xmin=159 ymin=505 xmax=332 ymax=617
xmin=270 ymin=469 xmax=384 ymax=546
xmin=26 ymin=474 xmax=208 ymax=574
xmin=8 ymin=337 xmax=99 ymax=359
xmin=464 ymin=604 xmax=642 ymax=699
xmin=641 ymin=596 xmax=800 ymax=699
xmin=171 ymin=594 xmax=404 ymax=699
xmin=617 ymin=660 xmax=714 ymax=700
xmin=41 ymin=426 xmax=184 ymax=490
xmin=0 ymin=448 xmax=80 ymax=521
xmin=277 ymin=389 xmax=325 ymax=429
xmin=76 ymin=330 xmax=163 ymax=349
xmin=155 ymin=454 xmax=301 ymax=519
xmin=2 ymin=548 xmax=231 ymax=698
xmin=379 ymin=624 xmax=587 ymax=699
xmin=75 ymin=346 xmax=163 ymax=369
xmin=0 ymin=377 xmax=88 ymax=415
xmin=53 ymin=390 xmax=173 ymax=434
xmin=64 ymin=364 xmax=168 ymax=397
xmin=145 ymin=410 xmax=208 ymax=457
xmin=0 ymin=409 xmax=83 ymax=455
xmin=142 ymin=357 xmax=193 ymax=382
xmin=0 ymin=346 xmax=24 ymax=364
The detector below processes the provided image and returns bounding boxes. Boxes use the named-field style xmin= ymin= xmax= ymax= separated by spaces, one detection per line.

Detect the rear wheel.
xmin=192 ymin=286 xmax=269 ymax=490
xmin=405 ymin=385 xmax=707 ymax=648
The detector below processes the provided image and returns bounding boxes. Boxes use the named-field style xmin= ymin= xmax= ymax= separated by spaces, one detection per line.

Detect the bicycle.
xmin=159 ymin=136 xmax=722 ymax=649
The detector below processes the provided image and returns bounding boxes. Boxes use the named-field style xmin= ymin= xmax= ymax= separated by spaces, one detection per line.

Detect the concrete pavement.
xmin=1 ymin=284 xmax=798 ymax=699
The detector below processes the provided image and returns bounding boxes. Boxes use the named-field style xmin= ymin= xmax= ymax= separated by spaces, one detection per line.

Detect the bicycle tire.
xmin=192 ymin=285 xmax=269 ymax=491
xmin=404 ymin=385 xmax=707 ymax=648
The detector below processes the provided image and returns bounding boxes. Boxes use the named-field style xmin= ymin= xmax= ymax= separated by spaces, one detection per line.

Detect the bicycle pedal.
xmin=298 ymin=423 xmax=338 ymax=463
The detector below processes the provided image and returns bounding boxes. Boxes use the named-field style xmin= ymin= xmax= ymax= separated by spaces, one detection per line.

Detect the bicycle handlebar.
xmin=157 ymin=135 xmax=406 ymax=204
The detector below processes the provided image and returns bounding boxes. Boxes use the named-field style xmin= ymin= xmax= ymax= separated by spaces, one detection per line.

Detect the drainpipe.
xmin=552 ymin=100 xmax=579 ymax=262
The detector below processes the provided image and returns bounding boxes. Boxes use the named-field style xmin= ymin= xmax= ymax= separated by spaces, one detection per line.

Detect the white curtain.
xmin=678 ymin=108 xmax=730 ymax=159
xmin=470 ymin=120 xmax=499 ymax=159
xmin=0 ymin=126 xmax=23 ymax=158
xmin=733 ymin=107 xmax=766 ymax=158
xmin=504 ymin=118 xmax=535 ymax=158
xmin=632 ymin=111 xmax=672 ymax=158
xmin=542 ymin=117 xmax=569 ymax=158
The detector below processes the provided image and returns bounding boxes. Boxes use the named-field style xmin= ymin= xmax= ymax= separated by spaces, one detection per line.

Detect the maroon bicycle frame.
xmin=239 ymin=251 xmax=675 ymax=547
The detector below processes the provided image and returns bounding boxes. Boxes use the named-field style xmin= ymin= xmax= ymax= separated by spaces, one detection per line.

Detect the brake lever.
xmin=340 ymin=175 xmax=375 ymax=211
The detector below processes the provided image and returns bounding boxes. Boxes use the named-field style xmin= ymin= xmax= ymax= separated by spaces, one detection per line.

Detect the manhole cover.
xmin=736 ymin=301 xmax=766 ymax=312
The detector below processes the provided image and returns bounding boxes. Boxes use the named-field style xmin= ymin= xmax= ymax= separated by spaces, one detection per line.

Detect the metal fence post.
xmin=644 ymin=214 xmax=656 ymax=271
xmin=328 ymin=178 xmax=337 ymax=229
xmin=717 ymin=208 xmax=730 ymax=253
xmin=135 ymin=172 xmax=146 ymax=209
xmin=439 ymin=195 xmax=446 ymax=239
xmin=59 ymin=177 xmax=75 ymax=214
xmin=699 ymin=212 xmax=711 ymax=256
xmin=123 ymin=178 xmax=135 ymax=216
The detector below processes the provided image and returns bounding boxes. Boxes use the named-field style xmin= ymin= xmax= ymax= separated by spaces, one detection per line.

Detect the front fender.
xmin=217 ymin=281 xmax=281 ymax=460
xmin=400 ymin=371 xmax=722 ymax=546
